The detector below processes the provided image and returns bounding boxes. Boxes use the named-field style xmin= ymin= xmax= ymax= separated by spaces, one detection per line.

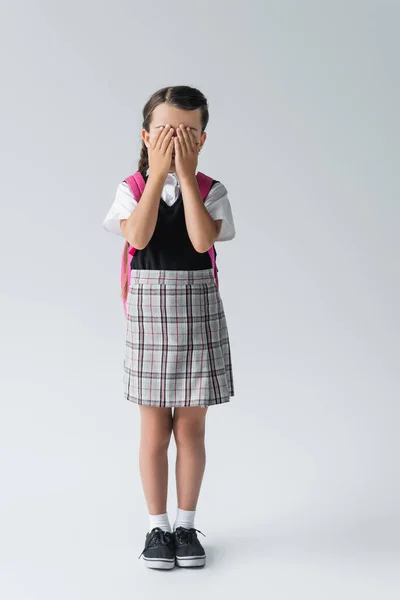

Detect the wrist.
xmin=148 ymin=170 xmax=167 ymax=187
xmin=179 ymin=173 xmax=197 ymax=186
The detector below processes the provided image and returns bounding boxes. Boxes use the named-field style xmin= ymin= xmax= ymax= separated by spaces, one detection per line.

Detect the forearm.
xmin=180 ymin=175 xmax=218 ymax=253
xmin=123 ymin=173 xmax=165 ymax=249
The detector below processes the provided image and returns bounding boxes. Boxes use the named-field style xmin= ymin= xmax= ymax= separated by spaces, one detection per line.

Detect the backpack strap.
xmin=124 ymin=172 xmax=146 ymax=203
xmin=196 ymin=171 xmax=214 ymax=200
xmin=121 ymin=172 xmax=146 ymax=317
xmin=124 ymin=172 xmax=146 ymax=257
xmin=196 ymin=172 xmax=219 ymax=289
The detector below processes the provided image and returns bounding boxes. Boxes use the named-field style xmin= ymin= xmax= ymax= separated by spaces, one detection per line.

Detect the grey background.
xmin=1 ymin=0 xmax=399 ymax=597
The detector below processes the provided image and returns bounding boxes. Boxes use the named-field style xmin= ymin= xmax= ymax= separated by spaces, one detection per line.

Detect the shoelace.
xmin=138 ymin=527 xmax=173 ymax=560
xmin=174 ymin=526 xmax=206 ymax=545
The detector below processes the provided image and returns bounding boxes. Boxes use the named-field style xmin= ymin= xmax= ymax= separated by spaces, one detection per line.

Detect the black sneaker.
xmin=138 ymin=527 xmax=175 ymax=569
xmin=173 ymin=526 xmax=206 ymax=568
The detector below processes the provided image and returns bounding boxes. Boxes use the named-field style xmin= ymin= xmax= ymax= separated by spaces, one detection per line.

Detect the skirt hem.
xmin=124 ymin=395 xmax=233 ymax=408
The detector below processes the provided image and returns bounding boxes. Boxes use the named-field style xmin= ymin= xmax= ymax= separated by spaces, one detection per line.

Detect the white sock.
xmin=149 ymin=512 xmax=172 ymax=533
xmin=173 ymin=508 xmax=196 ymax=531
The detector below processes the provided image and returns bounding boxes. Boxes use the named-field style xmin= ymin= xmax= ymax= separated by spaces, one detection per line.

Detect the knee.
xmin=141 ymin=422 xmax=173 ymax=453
xmin=173 ymin=420 xmax=205 ymax=448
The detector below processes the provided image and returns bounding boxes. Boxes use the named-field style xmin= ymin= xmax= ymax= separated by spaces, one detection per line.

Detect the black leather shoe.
xmin=173 ymin=526 xmax=206 ymax=567
xmin=138 ymin=527 xmax=175 ymax=569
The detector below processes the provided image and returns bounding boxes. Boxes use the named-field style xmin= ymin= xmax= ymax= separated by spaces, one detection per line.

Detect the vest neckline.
xmin=160 ymin=193 xmax=183 ymax=208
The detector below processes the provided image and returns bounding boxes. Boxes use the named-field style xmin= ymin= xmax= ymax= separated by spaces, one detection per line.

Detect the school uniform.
xmin=103 ymin=169 xmax=235 ymax=408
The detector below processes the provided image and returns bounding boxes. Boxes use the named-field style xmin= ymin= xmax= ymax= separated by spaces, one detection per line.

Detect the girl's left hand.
xmin=173 ymin=125 xmax=200 ymax=181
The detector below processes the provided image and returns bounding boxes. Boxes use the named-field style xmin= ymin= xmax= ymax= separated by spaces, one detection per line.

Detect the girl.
xmin=102 ymin=86 xmax=235 ymax=569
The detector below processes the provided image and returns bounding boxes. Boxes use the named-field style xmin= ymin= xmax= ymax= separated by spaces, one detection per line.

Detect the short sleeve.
xmin=102 ymin=181 xmax=138 ymax=236
xmin=204 ymin=182 xmax=236 ymax=242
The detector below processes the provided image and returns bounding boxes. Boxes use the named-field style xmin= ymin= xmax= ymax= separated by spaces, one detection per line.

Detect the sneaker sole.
xmin=175 ymin=554 xmax=206 ymax=568
xmin=142 ymin=556 xmax=175 ymax=569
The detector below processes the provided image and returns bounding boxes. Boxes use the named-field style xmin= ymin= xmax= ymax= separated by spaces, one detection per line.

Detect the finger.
xmin=177 ymin=125 xmax=189 ymax=153
xmin=166 ymin=137 xmax=174 ymax=157
xmin=156 ymin=125 xmax=172 ymax=149
xmin=182 ymin=127 xmax=194 ymax=152
xmin=154 ymin=125 xmax=172 ymax=149
xmin=174 ymin=136 xmax=182 ymax=156
xmin=150 ymin=125 xmax=166 ymax=148
xmin=179 ymin=125 xmax=192 ymax=152
xmin=185 ymin=127 xmax=197 ymax=152
xmin=160 ymin=126 xmax=174 ymax=153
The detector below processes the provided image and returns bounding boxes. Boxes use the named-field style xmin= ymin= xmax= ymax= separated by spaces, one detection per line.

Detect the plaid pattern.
xmin=123 ymin=268 xmax=234 ymax=407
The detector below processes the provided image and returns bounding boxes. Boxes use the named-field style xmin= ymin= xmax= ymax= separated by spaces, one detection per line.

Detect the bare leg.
xmin=138 ymin=406 xmax=173 ymax=514
xmin=173 ymin=407 xmax=208 ymax=510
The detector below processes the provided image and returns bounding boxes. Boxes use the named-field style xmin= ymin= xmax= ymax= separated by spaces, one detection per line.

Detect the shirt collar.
xmin=166 ymin=171 xmax=180 ymax=187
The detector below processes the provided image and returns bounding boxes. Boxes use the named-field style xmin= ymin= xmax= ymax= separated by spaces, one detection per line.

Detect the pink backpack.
xmin=121 ymin=170 xmax=219 ymax=316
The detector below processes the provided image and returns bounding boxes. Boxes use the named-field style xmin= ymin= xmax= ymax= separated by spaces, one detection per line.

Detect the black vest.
xmin=130 ymin=174 xmax=219 ymax=271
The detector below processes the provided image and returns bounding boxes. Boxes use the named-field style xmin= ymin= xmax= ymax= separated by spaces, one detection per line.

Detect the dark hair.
xmin=137 ymin=85 xmax=209 ymax=177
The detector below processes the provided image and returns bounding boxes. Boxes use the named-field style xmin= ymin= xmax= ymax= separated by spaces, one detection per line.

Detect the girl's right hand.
xmin=147 ymin=124 xmax=174 ymax=179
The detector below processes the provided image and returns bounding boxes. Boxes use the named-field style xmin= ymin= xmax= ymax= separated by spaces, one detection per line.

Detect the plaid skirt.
xmin=123 ymin=268 xmax=235 ymax=408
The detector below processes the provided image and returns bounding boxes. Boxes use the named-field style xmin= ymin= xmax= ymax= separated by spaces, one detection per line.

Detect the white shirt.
xmin=102 ymin=170 xmax=236 ymax=242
